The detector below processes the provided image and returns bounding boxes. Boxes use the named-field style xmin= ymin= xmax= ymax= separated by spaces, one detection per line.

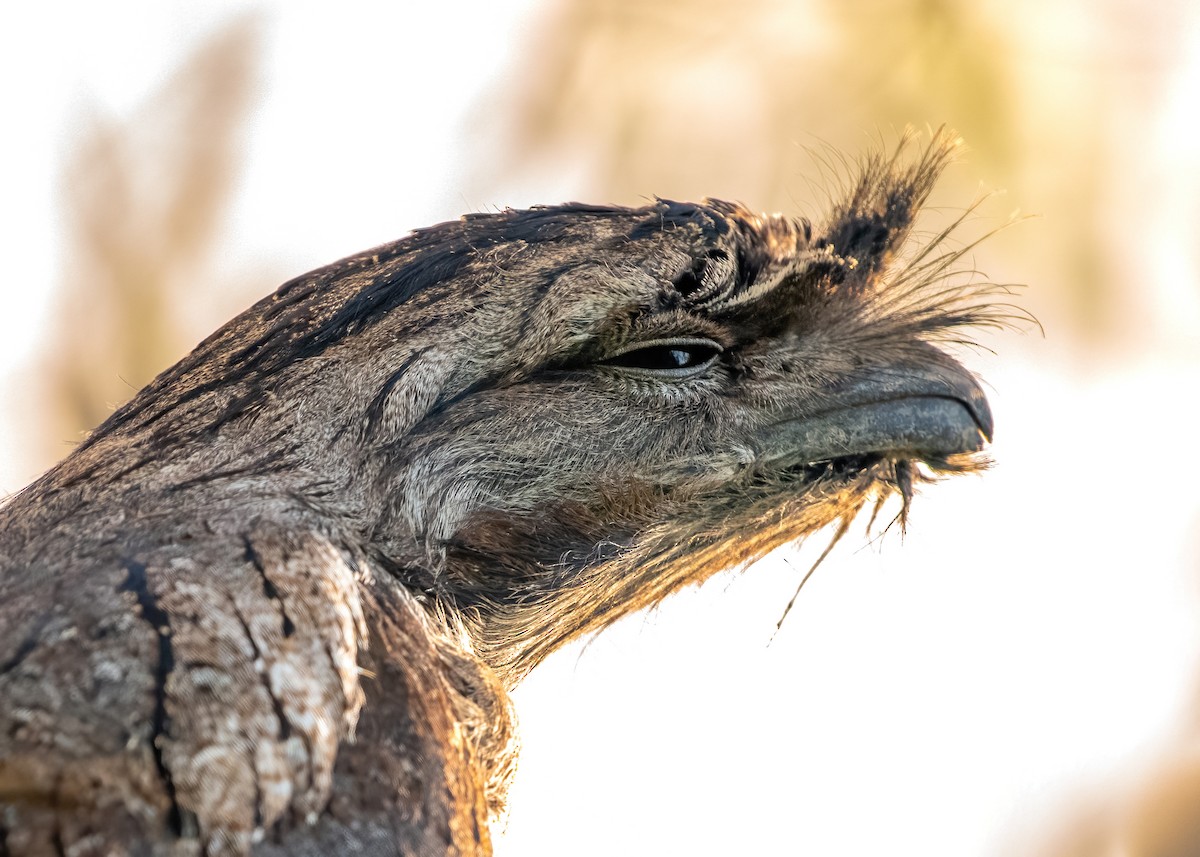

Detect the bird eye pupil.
xmin=603 ymin=341 xmax=721 ymax=373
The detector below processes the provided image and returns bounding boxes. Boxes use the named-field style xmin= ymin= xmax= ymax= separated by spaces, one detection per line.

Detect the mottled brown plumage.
xmin=0 ymin=134 xmax=1010 ymax=855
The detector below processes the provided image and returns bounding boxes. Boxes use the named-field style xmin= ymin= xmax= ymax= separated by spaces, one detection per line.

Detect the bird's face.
xmin=329 ymin=137 xmax=1010 ymax=682
xmin=68 ymin=138 xmax=1009 ymax=685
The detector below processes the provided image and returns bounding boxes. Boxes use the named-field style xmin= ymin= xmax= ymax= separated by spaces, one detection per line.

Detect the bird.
xmin=0 ymin=133 xmax=1009 ymax=856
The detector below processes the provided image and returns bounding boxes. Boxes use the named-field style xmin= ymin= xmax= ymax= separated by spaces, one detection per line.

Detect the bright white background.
xmin=2 ymin=3 xmax=1199 ymax=855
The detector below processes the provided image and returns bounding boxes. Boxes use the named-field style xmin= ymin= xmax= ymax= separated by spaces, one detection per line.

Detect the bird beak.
xmin=754 ymin=359 xmax=993 ymax=467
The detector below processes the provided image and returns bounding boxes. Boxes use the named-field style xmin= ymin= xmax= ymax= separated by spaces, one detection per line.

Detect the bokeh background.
xmin=2 ymin=2 xmax=1198 ymax=854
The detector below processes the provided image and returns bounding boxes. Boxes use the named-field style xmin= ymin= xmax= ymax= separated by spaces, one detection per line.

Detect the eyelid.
xmin=606 ymin=337 xmax=724 ymax=360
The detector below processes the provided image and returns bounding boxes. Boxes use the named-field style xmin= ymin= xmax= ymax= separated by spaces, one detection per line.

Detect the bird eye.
xmin=603 ymin=338 xmax=723 ymax=376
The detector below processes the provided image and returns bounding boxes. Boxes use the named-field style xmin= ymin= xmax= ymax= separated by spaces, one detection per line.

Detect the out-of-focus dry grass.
xmin=34 ymin=16 xmax=261 ymax=468
xmin=1026 ymin=676 xmax=1200 ymax=857
xmin=482 ymin=0 xmax=1016 ymax=204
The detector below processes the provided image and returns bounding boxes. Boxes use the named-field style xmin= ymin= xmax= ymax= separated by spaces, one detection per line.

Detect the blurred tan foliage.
xmin=36 ymin=16 xmax=261 ymax=467
xmin=1027 ymin=748 xmax=1200 ymax=857
xmin=1028 ymin=670 xmax=1200 ymax=857
xmin=484 ymin=0 xmax=1015 ymax=209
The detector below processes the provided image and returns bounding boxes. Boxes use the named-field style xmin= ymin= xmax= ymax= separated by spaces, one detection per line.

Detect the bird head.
xmin=93 ymin=133 xmax=1013 ymax=686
